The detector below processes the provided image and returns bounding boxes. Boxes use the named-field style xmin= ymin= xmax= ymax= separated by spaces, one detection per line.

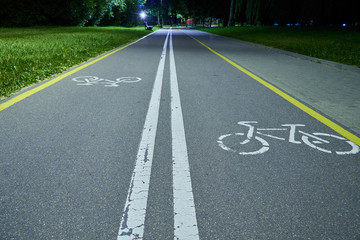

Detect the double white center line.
xmin=117 ymin=30 xmax=199 ymax=240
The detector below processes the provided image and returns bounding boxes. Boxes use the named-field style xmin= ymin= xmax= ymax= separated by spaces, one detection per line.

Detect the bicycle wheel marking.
xmin=240 ymin=136 xmax=269 ymax=155
xmin=217 ymin=133 xmax=240 ymax=153
xmin=72 ymin=76 xmax=142 ymax=87
xmin=302 ymin=133 xmax=360 ymax=155
xmin=218 ymin=121 xmax=360 ymax=155
xmin=218 ymin=133 xmax=269 ymax=155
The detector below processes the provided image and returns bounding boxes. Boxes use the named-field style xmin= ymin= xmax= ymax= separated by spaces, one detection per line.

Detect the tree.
xmin=0 ymin=0 xmax=127 ymax=27
xmin=228 ymin=0 xmax=235 ymax=26
xmin=1 ymin=0 xmax=359 ymax=27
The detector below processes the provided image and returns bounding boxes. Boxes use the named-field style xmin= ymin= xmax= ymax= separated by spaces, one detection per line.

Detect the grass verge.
xmin=0 ymin=26 xmax=155 ymax=97
xmin=198 ymin=26 xmax=360 ymax=68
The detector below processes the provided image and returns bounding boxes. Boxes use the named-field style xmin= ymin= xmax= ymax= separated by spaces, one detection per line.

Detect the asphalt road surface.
xmin=1 ymin=28 xmax=359 ymax=240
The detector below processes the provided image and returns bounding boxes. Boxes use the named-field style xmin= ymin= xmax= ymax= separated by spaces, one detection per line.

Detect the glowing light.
xmin=342 ymin=23 xmax=347 ymax=27
xmin=140 ymin=12 xmax=146 ymax=19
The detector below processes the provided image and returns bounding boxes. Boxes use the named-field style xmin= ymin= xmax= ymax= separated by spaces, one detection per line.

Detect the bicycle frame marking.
xmin=218 ymin=121 xmax=360 ymax=155
xmin=72 ymin=76 xmax=142 ymax=87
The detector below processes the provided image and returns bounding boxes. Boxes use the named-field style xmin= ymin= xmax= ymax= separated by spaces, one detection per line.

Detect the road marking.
xmin=282 ymin=124 xmax=305 ymax=144
xmin=218 ymin=121 xmax=359 ymax=155
xmin=117 ymin=31 xmax=169 ymax=240
xmin=0 ymin=33 xmax=155 ymax=112
xmin=72 ymin=76 xmax=142 ymax=87
xmin=169 ymin=30 xmax=200 ymax=239
xmin=185 ymin=32 xmax=360 ymax=147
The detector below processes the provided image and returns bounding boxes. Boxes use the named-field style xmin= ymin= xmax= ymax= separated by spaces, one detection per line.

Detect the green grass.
xmin=0 ymin=26 xmax=155 ymax=97
xmin=198 ymin=26 xmax=360 ymax=68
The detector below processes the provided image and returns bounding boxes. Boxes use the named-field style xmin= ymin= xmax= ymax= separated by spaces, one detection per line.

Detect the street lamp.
xmin=140 ymin=11 xmax=146 ymax=20
xmin=140 ymin=11 xmax=153 ymax=30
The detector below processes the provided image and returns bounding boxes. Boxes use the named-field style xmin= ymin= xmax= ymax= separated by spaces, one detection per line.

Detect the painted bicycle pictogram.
xmin=218 ymin=121 xmax=359 ymax=155
xmin=72 ymin=76 xmax=142 ymax=87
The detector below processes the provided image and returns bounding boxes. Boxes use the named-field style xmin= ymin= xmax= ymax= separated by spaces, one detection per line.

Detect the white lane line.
xmin=169 ymin=30 xmax=200 ymax=240
xmin=117 ymin=31 xmax=170 ymax=240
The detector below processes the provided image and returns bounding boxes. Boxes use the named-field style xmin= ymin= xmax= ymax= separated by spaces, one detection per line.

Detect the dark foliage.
xmin=0 ymin=0 xmax=359 ymax=27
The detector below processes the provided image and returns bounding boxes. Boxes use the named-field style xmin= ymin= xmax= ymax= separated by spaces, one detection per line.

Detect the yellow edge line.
xmin=189 ymin=34 xmax=360 ymax=146
xmin=0 ymin=37 xmax=143 ymax=112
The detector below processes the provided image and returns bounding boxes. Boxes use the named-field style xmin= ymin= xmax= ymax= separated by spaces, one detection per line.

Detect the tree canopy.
xmin=0 ymin=0 xmax=359 ymax=27
xmin=0 ymin=0 xmax=138 ymax=27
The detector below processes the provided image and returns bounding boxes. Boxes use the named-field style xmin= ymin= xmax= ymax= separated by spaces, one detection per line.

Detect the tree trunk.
xmin=228 ymin=0 xmax=235 ymax=26
xmin=157 ymin=10 xmax=160 ymax=26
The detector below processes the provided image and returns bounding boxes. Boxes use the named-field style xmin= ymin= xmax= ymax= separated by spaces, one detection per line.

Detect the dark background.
xmin=1 ymin=0 xmax=359 ymax=27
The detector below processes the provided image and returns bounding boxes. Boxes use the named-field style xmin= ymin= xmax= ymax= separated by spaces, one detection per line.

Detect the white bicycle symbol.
xmin=72 ymin=76 xmax=142 ymax=87
xmin=218 ymin=121 xmax=359 ymax=155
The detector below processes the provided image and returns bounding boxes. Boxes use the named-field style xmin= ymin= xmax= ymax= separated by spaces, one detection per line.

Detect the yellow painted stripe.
xmin=0 ymin=37 xmax=144 ymax=112
xmin=189 ymin=34 xmax=360 ymax=146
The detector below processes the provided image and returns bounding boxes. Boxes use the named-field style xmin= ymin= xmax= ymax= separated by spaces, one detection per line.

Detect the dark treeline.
xmin=227 ymin=0 xmax=360 ymax=26
xmin=178 ymin=0 xmax=360 ymax=27
xmin=0 ymin=0 xmax=146 ymax=27
xmin=1 ymin=0 xmax=359 ymax=27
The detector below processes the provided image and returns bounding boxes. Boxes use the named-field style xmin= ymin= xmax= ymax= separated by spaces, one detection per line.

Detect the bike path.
xmin=0 ymin=28 xmax=359 ymax=240
xmin=172 ymin=29 xmax=360 ymax=239
xmin=187 ymin=29 xmax=360 ymax=135
xmin=0 ymin=30 xmax=168 ymax=239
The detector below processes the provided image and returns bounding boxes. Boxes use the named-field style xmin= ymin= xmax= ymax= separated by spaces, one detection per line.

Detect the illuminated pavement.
xmin=1 ymin=28 xmax=359 ymax=239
